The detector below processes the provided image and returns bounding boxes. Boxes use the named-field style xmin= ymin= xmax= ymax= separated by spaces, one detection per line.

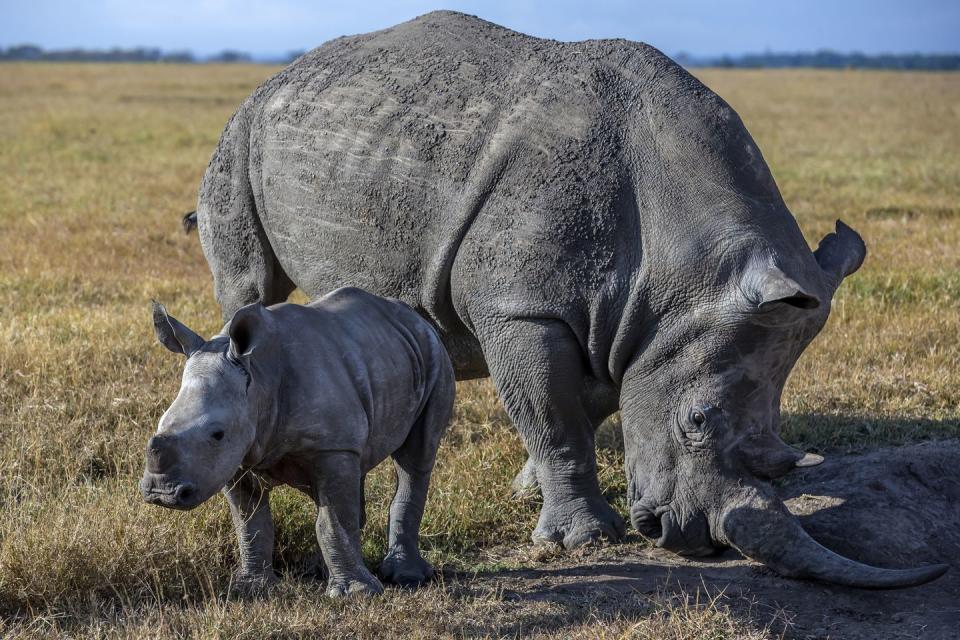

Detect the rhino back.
xmin=245 ymin=15 xmax=651 ymax=312
xmin=228 ymin=11 xmax=797 ymax=381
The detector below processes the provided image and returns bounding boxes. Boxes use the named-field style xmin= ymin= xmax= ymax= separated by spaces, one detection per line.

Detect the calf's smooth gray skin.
xmin=188 ymin=11 xmax=947 ymax=588
xmin=140 ymin=287 xmax=455 ymax=597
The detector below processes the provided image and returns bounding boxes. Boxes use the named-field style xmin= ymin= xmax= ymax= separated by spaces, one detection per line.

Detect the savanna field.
xmin=0 ymin=64 xmax=958 ymax=638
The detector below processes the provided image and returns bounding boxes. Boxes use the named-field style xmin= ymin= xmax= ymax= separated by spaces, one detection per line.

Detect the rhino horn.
xmin=738 ymin=430 xmax=814 ymax=479
xmin=721 ymin=489 xmax=948 ymax=589
xmin=814 ymin=220 xmax=867 ymax=293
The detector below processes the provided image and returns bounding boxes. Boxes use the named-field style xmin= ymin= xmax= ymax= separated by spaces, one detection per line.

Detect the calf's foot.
xmin=231 ymin=569 xmax=279 ymax=596
xmin=326 ymin=567 xmax=384 ymax=598
xmin=379 ymin=545 xmax=434 ymax=587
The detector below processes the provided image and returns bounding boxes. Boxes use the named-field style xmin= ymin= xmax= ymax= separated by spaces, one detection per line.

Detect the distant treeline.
xmin=678 ymin=50 xmax=960 ymax=71
xmin=0 ymin=44 xmax=304 ymax=64
xmin=2 ymin=44 xmax=958 ymax=70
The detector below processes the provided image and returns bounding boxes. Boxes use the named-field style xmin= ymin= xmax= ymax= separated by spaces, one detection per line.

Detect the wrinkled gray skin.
xmin=140 ymin=287 xmax=455 ymax=597
xmin=190 ymin=11 xmax=947 ymax=587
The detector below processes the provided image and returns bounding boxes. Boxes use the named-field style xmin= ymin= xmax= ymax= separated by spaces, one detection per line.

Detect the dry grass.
xmin=0 ymin=63 xmax=957 ymax=637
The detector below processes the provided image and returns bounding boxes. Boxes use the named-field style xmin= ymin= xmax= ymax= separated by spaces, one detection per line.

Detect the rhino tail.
xmin=182 ymin=210 xmax=198 ymax=234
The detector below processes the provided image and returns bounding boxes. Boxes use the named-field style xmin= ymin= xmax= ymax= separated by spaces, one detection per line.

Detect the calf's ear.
xmin=814 ymin=220 xmax=867 ymax=293
xmin=152 ymin=301 xmax=204 ymax=356
xmin=228 ymin=303 xmax=271 ymax=361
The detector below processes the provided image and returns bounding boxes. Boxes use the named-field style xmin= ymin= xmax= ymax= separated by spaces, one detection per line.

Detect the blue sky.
xmin=2 ymin=0 xmax=958 ymax=58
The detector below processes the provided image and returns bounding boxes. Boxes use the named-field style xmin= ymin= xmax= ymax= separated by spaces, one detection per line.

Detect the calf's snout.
xmin=140 ymin=474 xmax=200 ymax=510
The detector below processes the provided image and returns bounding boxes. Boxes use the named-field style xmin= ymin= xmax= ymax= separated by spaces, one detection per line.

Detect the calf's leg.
xmin=223 ymin=471 xmax=277 ymax=591
xmin=379 ymin=382 xmax=452 ymax=586
xmin=311 ymin=451 xmax=383 ymax=597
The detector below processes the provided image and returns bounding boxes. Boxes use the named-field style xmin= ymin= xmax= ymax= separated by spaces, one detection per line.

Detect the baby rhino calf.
xmin=140 ymin=287 xmax=455 ymax=597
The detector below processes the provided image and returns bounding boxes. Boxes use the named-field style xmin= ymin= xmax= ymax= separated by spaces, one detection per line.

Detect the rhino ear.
xmin=228 ymin=303 xmax=271 ymax=361
xmin=152 ymin=301 xmax=204 ymax=357
xmin=814 ymin=220 xmax=867 ymax=292
xmin=755 ymin=267 xmax=821 ymax=312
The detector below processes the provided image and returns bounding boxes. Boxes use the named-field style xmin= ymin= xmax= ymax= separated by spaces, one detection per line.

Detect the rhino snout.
xmin=629 ymin=499 xmax=718 ymax=557
xmin=139 ymin=475 xmax=200 ymax=510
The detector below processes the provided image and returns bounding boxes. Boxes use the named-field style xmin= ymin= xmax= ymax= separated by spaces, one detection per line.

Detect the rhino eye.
xmin=211 ymin=430 xmax=225 ymax=441
xmin=691 ymin=410 xmax=707 ymax=426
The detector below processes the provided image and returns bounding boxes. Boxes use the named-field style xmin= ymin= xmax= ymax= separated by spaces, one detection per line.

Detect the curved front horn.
xmin=720 ymin=492 xmax=948 ymax=589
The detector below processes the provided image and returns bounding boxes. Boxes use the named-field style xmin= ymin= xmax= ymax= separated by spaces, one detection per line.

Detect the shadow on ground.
xmin=456 ymin=438 xmax=960 ymax=639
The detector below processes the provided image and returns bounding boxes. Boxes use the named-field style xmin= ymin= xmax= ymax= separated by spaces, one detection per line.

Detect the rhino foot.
xmin=230 ymin=569 xmax=279 ymax=596
xmin=533 ymin=495 xmax=626 ymax=549
xmin=379 ymin=546 xmax=435 ymax=587
xmin=326 ymin=569 xmax=384 ymax=598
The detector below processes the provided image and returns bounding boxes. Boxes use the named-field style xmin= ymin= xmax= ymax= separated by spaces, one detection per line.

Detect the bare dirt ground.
xmin=453 ymin=440 xmax=960 ymax=639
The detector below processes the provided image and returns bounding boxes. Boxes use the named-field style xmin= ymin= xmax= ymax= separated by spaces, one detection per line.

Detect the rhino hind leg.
xmin=196 ymin=103 xmax=296 ymax=322
xmin=198 ymin=202 xmax=296 ymax=322
xmin=379 ymin=368 xmax=453 ymax=587
xmin=475 ymin=317 xmax=625 ymax=549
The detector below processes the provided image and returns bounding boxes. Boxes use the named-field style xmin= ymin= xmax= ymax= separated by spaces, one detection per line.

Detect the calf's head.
xmin=140 ymin=302 xmax=272 ymax=510
xmin=622 ymin=221 xmax=947 ymax=588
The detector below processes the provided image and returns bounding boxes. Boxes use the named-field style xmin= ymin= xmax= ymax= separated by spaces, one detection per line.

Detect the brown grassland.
xmin=0 ymin=63 xmax=957 ymax=638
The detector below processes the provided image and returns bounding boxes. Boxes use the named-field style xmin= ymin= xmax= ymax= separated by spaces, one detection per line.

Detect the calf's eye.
xmin=211 ymin=430 xmax=225 ymax=441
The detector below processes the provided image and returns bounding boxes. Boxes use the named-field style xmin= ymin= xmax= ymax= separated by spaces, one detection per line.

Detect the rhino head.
xmin=621 ymin=220 xmax=947 ymax=588
xmin=140 ymin=303 xmax=272 ymax=510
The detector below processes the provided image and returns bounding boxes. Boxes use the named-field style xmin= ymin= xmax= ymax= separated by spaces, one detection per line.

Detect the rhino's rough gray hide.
xmin=141 ymin=288 xmax=455 ymax=597
xmin=191 ymin=11 xmax=946 ymax=587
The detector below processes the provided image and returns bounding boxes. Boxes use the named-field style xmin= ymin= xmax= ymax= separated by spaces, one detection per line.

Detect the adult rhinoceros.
xmin=189 ymin=11 xmax=946 ymax=588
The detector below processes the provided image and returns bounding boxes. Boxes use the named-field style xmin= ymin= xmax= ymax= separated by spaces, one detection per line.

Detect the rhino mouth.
xmin=140 ymin=476 xmax=201 ymax=510
xmin=630 ymin=501 xmax=719 ymax=557
xmin=629 ymin=500 xmax=666 ymax=539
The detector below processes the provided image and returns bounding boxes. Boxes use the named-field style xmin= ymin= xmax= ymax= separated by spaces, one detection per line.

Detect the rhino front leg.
xmin=512 ymin=392 xmax=618 ymax=497
xmin=476 ymin=317 xmax=626 ymax=549
xmin=312 ymin=451 xmax=383 ymax=598
xmin=512 ymin=379 xmax=620 ymax=498
xmin=223 ymin=470 xmax=278 ymax=592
